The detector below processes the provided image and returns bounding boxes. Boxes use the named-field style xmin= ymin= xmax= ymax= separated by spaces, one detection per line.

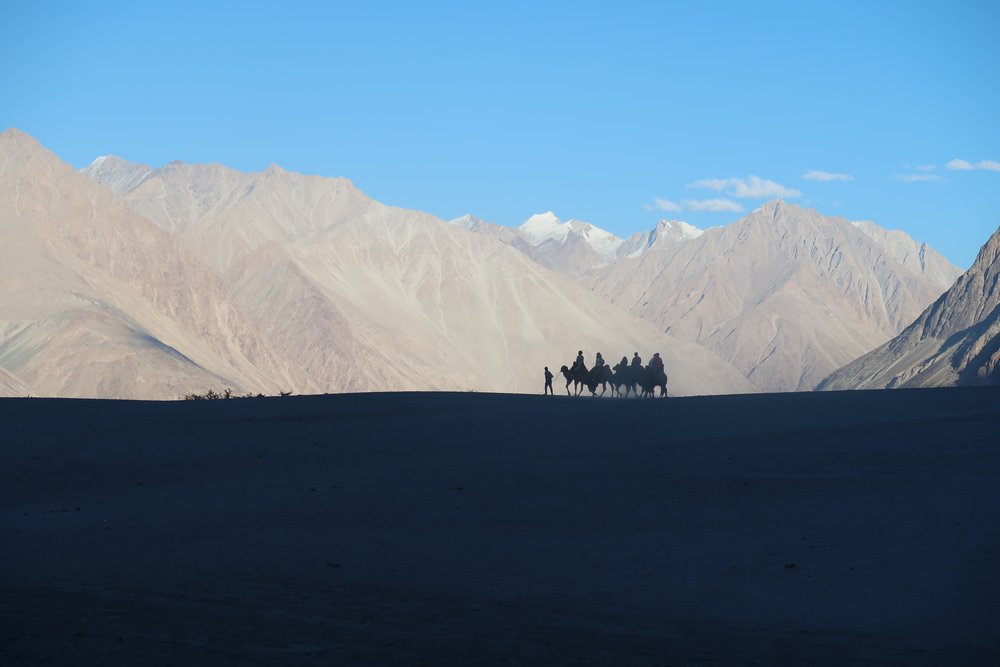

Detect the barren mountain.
xmin=820 ymin=225 xmax=1000 ymax=389
xmin=81 ymin=148 xmax=753 ymax=396
xmin=0 ymin=367 xmax=31 ymax=397
xmin=0 ymin=129 xmax=306 ymax=399
xmin=850 ymin=220 xmax=959 ymax=290
xmin=582 ymin=201 xmax=961 ymax=392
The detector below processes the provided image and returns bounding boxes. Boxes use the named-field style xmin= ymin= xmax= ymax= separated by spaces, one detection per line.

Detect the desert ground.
xmin=2 ymin=388 xmax=999 ymax=665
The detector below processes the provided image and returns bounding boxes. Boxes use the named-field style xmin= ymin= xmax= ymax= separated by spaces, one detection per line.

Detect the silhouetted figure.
xmin=544 ymin=366 xmax=554 ymax=395
xmin=575 ymin=350 xmax=585 ymax=370
xmin=640 ymin=352 xmax=668 ymax=398
xmin=651 ymin=352 xmax=664 ymax=373
xmin=631 ymin=352 xmax=642 ymax=368
xmin=594 ymin=352 xmax=605 ymax=368
xmin=612 ymin=360 xmax=637 ymax=397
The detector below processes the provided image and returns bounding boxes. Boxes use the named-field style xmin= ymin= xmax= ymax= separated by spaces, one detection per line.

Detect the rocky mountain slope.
xmin=581 ymin=201 xmax=961 ymax=392
xmin=820 ymin=225 xmax=1000 ymax=388
xmin=0 ymin=129 xmax=306 ymax=399
xmin=69 ymin=137 xmax=754 ymax=397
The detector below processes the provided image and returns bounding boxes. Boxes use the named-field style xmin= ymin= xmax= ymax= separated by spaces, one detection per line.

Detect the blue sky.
xmin=2 ymin=1 xmax=998 ymax=267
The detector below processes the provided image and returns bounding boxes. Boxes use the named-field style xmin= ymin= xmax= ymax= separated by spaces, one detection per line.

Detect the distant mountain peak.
xmin=656 ymin=219 xmax=703 ymax=240
xmin=519 ymin=212 xmax=569 ymax=245
xmin=0 ymin=127 xmax=41 ymax=145
xmin=447 ymin=213 xmax=486 ymax=230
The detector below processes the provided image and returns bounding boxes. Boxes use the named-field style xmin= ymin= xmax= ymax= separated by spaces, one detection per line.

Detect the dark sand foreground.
xmin=2 ymin=388 xmax=999 ymax=665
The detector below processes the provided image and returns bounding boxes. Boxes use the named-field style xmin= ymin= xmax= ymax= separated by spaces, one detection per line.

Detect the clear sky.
xmin=2 ymin=1 xmax=998 ymax=267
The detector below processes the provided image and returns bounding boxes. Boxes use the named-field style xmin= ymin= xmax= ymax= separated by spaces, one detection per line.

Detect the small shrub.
xmin=183 ymin=388 xmax=275 ymax=400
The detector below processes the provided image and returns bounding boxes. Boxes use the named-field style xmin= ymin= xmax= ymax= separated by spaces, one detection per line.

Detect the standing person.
xmin=544 ymin=366 xmax=554 ymax=395
xmin=631 ymin=352 xmax=642 ymax=368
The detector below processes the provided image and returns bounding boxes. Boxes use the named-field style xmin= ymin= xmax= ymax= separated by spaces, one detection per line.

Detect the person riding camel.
xmin=594 ymin=352 xmax=605 ymax=368
xmin=651 ymin=352 xmax=664 ymax=373
xmin=619 ymin=356 xmax=628 ymax=369
xmin=631 ymin=352 xmax=642 ymax=368
xmin=575 ymin=350 xmax=585 ymax=371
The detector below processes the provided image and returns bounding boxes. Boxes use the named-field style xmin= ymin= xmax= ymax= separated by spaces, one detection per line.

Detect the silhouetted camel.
xmin=611 ymin=362 xmax=639 ymax=397
xmin=560 ymin=364 xmax=588 ymax=395
xmin=560 ymin=363 xmax=612 ymax=396
xmin=638 ymin=366 xmax=668 ymax=398
xmin=586 ymin=364 xmax=613 ymax=397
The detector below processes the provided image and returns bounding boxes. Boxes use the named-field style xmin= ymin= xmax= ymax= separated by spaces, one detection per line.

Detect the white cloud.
xmin=652 ymin=197 xmax=683 ymax=212
xmin=683 ymin=198 xmax=744 ymax=212
xmin=946 ymin=158 xmax=1000 ymax=172
xmin=803 ymin=170 xmax=854 ymax=182
xmin=687 ymin=175 xmax=801 ymax=199
xmin=916 ymin=164 xmax=936 ymax=172
xmin=894 ymin=173 xmax=941 ymax=182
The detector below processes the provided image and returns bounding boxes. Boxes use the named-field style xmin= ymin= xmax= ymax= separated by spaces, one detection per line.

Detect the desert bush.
xmin=183 ymin=388 xmax=291 ymax=400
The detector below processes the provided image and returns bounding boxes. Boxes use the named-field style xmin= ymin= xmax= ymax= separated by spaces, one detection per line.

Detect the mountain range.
xmin=446 ymin=203 xmax=962 ymax=391
xmin=1 ymin=129 xmax=752 ymax=398
xmin=1 ymin=127 xmax=977 ymax=398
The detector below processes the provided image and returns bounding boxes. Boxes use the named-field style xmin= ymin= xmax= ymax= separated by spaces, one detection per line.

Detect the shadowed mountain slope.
xmin=820 ymin=225 xmax=1000 ymax=388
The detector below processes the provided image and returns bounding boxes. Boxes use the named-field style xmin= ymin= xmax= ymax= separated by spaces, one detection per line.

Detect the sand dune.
xmin=3 ymin=388 xmax=998 ymax=665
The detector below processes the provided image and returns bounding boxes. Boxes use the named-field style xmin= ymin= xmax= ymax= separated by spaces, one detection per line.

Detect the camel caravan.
xmin=546 ymin=351 xmax=668 ymax=398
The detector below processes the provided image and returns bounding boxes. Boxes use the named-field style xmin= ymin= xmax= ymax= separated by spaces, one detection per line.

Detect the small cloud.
xmin=652 ymin=197 xmax=683 ymax=212
xmin=946 ymin=158 xmax=1000 ymax=172
xmin=687 ymin=175 xmax=801 ymax=199
xmin=803 ymin=170 xmax=854 ymax=182
xmin=683 ymin=198 xmax=744 ymax=212
xmin=894 ymin=173 xmax=941 ymax=182
xmin=916 ymin=164 xmax=936 ymax=172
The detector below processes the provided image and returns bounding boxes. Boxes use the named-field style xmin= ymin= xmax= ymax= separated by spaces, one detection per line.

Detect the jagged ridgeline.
xmin=0 ymin=129 xmax=965 ymax=398
xmin=0 ymin=129 xmax=748 ymax=398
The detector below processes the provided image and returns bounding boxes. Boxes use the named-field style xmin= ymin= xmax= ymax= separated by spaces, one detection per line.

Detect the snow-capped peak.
xmin=447 ymin=213 xmax=483 ymax=230
xmin=519 ymin=212 xmax=569 ymax=245
xmin=519 ymin=212 xmax=626 ymax=258
xmin=650 ymin=220 xmax=705 ymax=245
xmin=566 ymin=219 xmax=624 ymax=256
xmin=89 ymin=155 xmax=109 ymax=168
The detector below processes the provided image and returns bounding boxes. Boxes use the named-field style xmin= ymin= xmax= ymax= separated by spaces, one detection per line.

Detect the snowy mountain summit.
xmin=519 ymin=212 xmax=625 ymax=260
